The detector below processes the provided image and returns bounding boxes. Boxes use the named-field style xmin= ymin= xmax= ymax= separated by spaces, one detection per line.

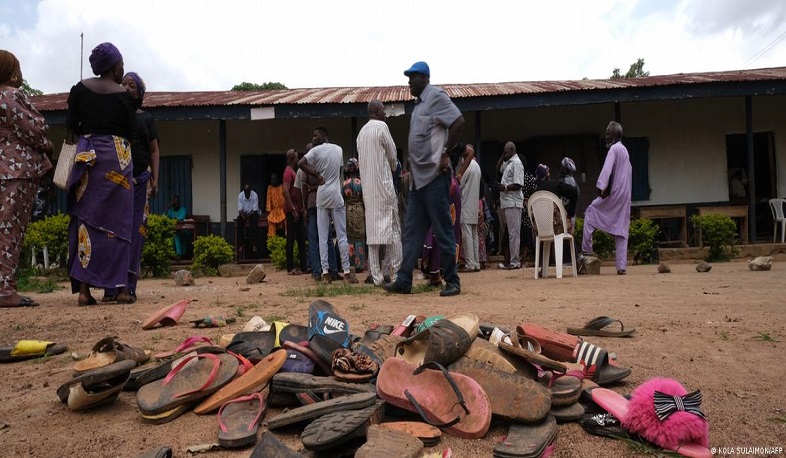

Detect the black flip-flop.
xmin=0 ymin=296 xmax=40 ymax=307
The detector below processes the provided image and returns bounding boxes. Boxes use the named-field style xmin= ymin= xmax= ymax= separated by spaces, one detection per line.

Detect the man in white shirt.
xmin=496 ymin=142 xmax=525 ymax=269
xmin=459 ymin=144 xmax=482 ymax=272
xmin=299 ymin=126 xmax=358 ymax=284
xmin=237 ymin=184 xmax=260 ymax=258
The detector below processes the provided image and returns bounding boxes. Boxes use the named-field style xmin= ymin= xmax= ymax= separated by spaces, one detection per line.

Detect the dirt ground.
xmin=2 ymin=259 xmax=785 ymax=458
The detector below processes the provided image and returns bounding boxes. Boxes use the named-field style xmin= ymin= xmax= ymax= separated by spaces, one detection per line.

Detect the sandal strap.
xmin=162 ymin=353 xmax=221 ymax=398
xmin=403 ymin=361 xmax=469 ymax=429
xmin=217 ymin=392 xmax=265 ymax=433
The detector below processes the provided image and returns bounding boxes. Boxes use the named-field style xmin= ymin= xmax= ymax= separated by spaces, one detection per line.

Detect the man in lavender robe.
xmin=582 ymin=121 xmax=632 ymax=274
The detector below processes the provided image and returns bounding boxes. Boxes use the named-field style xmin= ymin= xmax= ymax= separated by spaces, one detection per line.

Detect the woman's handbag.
xmin=53 ymin=141 xmax=77 ymax=189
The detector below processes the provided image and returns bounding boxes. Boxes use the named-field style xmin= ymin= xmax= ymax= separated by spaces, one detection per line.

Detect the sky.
xmin=1 ymin=0 xmax=785 ymax=95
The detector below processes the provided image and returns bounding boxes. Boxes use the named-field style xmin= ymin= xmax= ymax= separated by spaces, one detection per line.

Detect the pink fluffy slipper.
xmin=623 ymin=377 xmax=709 ymax=451
xmin=592 ymin=377 xmax=711 ymax=458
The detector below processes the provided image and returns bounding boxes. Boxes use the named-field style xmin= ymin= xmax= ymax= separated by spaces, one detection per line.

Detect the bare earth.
xmin=2 ymin=260 xmax=785 ymax=458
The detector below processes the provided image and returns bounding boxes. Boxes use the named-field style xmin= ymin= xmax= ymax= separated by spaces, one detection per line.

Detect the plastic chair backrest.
xmin=770 ymin=198 xmax=786 ymax=221
xmin=528 ymin=190 xmax=569 ymax=239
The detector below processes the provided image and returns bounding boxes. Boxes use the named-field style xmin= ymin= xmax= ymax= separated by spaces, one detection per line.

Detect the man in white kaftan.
xmin=356 ymin=101 xmax=402 ymax=286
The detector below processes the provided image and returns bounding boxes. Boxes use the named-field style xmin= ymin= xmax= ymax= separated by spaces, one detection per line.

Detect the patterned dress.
xmin=266 ymin=184 xmax=286 ymax=237
xmin=343 ymin=173 xmax=367 ymax=272
xmin=0 ymin=87 xmax=52 ymax=297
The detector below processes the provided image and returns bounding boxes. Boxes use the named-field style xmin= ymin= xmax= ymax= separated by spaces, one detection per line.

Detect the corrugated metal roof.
xmin=31 ymin=66 xmax=786 ymax=112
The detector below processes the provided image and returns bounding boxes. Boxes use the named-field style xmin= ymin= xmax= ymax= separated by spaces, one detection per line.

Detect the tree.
xmin=21 ymin=79 xmax=43 ymax=96
xmin=610 ymin=58 xmax=650 ymax=79
xmin=231 ymin=82 xmax=288 ymax=91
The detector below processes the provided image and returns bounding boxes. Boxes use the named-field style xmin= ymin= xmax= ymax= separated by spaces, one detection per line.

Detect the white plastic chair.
xmin=528 ymin=190 xmax=577 ymax=279
xmin=769 ymin=198 xmax=786 ymax=243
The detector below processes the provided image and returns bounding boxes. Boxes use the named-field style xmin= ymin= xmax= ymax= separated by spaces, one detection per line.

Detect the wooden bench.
xmin=633 ymin=205 xmax=688 ymax=247
xmin=696 ymin=205 xmax=749 ymax=245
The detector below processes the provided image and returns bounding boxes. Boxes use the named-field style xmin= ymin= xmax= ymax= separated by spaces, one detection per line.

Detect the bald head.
xmin=367 ymin=100 xmax=385 ymax=121
xmin=286 ymin=148 xmax=298 ymax=166
xmin=503 ymin=141 xmax=516 ymax=160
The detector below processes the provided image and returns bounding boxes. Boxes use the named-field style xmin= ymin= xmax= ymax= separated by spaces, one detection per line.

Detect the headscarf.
xmin=0 ymin=50 xmax=22 ymax=86
xmin=535 ymin=164 xmax=549 ymax=182
xmin=123 ymin=72 xmax=146 ymax=101
xmin=89 ymin=42 xmax=123 ymax=76
xmin=561 ymin=157 xmax=576 ymax=174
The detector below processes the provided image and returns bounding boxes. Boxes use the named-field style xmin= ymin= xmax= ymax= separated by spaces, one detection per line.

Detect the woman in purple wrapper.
xmin=65 ymin=42 xmax=136 ymax=306
xmin=102 ymin=71 xmax=160 ymax=302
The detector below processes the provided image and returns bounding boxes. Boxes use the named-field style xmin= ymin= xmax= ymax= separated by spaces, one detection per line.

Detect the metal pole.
xmin=80 ymin=33 xmax=84 ymax=80
xmin=745 ymin=96 xmax=756 ymax=243
xmin=219 ymin=120 xmax=227 ymax=239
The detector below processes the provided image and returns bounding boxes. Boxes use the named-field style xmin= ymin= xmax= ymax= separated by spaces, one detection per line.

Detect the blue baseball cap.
xmin=404 ymin=61 xmax=430 ymax=77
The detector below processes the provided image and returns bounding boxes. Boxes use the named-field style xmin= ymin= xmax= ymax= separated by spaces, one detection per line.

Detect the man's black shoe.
xmin=439 ymin=283 xmax=461 ymax=297
xmin=382 ymin=281 xmax=411 ymax=294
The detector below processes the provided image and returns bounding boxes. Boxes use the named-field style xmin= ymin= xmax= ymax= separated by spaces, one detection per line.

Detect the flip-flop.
xmin=518 ymin=323 xmax=632 ymax=385
xmin=592 ymin=378 xmax=712 ymax=458
xmin=125 ymin=346 xmax=227 ymax=391
xmin=141 ymin=299 xmax=190 ymax=330
xmin=0 ymin=295 xmax=39 ymax=307
xmin=332 ymin=348 xmax=379 ymax=382
xmin=57 ymin=360 xmax=137 ymax=411
xmin=497 ymin=331 xmax=567 ymax=372
xmin=0 ymin=340 xmax=67 ymax=363
xmin=458 ymin=338 xmax=517 ymax=373
xmin=278 ymin=324 xmax=309 ymax=346
xmin=155 ymin=336 xmax=214 ymax=359
xmin=270 ymin=372 xmax=376 ymax=397
xmin=136 ymin=353 xmax=239 ymax=416
xmin=300 ymin=400 xmax=385 ymax=451
xmin=376 ymin=358 xmax=491 ymax=439
xmin=308 ymin=300 xmax=350 ymax=365
xmin=282 ymin=341 xmax=331 ymax=375
xmin=447 ymin=358 xmax=551 ymax=424
xmin=191 ymin=316 xmax=236 ymax=328
xmin=249 ymin=431 xmax=302 ymax=458
xmin=135 ymin=446 xmax=173 ymax=458
xmin=379 ymin=421 xmax=441 ymax=447
xmin=279 ymin=347 xmax=315 ymax=374
xmin=551 ymin=402 xmax=585 ymax=422
xmin=567 ymin=316 xmax=637 ymax=338
xmin=226 ymin=331 xmax=277 ymax=363
xmin=193 ymin=350 xmax=287 ymax=414
xmin=140 ymin=403 xmax=197 ymax=424
xmin=394 ymin=313 xmax=479 ymax=367
xmin=217 ymin=392 xmax=268 ymax=448
xmin=73 ymin=337 xmax=150 ymax=373
xmin=266 ymin=392 xmax=378 ymax=430
xmin=539 ymin=366 xmax=584 ymax=406
xmin=356 ymin=424 xmax=425 ymax=458
xmin=493 ymin=414 xmax=557 ymax=458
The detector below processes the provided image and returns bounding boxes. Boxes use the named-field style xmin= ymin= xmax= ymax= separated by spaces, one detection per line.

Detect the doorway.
xmin=725 ymin=132 xmax=777 ymax=240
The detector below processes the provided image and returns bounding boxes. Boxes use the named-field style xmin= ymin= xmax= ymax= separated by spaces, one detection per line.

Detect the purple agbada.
xmin=67 ymin=134 xmax=134 ymax=291
xmin=582 ymin=141 xmax=632 ymax=270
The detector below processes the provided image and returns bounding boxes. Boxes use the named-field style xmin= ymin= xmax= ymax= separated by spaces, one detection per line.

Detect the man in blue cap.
xmin=384 ymin=61 xmax=465 ymax=297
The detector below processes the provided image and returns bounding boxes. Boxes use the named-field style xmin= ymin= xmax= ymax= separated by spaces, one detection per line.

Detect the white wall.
xmin=155 ymin=95 xmax=786 ymax=221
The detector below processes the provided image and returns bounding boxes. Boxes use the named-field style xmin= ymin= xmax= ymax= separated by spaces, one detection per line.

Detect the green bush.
xmin=692 ymin=213 xmax=737 ymax=262
xmin=193 ymin=234 xmax=234 ymax=273
xmin=23 ymin=213 xmax=70 ymax=266
xmin=266 ymin=235 xmax=302 ymax=270
xmin=142 ymin=214 xmax=176 ymax=277
xmin=628 ymin=218 xmax=660 ymax=264
xmin=574 ymin=217 xmax=615 ymax=259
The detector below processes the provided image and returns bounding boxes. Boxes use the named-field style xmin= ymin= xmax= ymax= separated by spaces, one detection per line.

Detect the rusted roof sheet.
xmin=31 ymin=66 xmax=786 ymax=112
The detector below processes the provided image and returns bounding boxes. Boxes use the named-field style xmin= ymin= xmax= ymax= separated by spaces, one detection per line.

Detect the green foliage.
xmin=231 ymin=81 xmax=288 ymax=91
xmin=691 ymin=213 xmax=737 ymax=262
xmin=193 ymin=234 xmax=234 ymax=271
xmin=142 ymin=214 xmax=176 ymax=277
xmin=628 ymin=218 xmax=660 ymax=264
xmin=266 ymin=235 xmax=301 ymax=270
xmin=23 ymin=213 xmax=70 ymax=266
xmin=21 ymin=79 xmax=43 ymax=97
xmin=611 ymin=58 xmax=650 ymax=79
xmin=574 ymin=217 xmax=615 ymax=258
